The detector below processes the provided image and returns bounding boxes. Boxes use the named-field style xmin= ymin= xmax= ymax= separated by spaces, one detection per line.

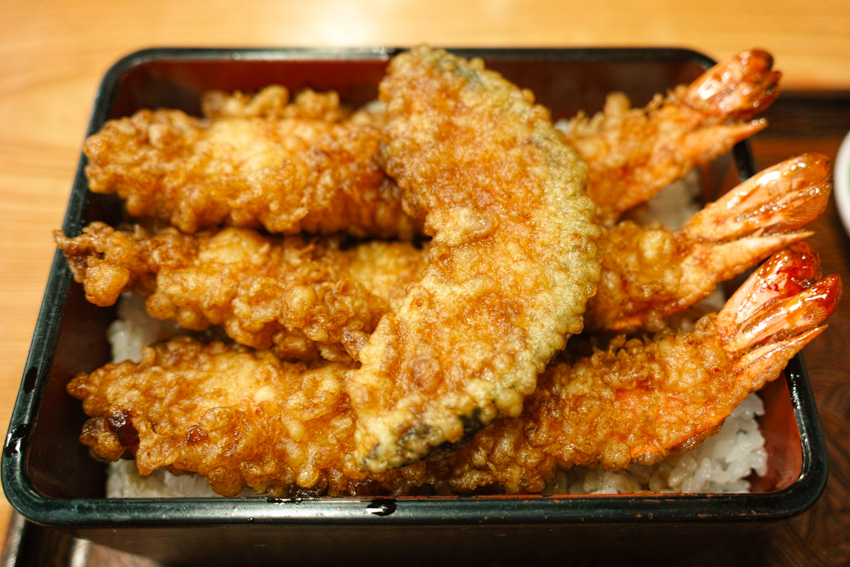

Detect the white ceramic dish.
xmin=834 ymin=130 xmax=850 ymax=236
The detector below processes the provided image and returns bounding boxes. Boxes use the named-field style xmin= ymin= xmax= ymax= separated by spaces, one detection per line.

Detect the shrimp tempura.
xmin=67 ymin=245 xmax=839 ymax=497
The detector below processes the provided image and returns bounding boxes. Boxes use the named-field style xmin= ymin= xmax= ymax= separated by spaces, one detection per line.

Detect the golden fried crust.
xmin=200 ymin=86 xmax=349 ymax=122
xmin=65 ymin=317 xmax=749 ymax=497
xmin=421 ymin=320 xmax=736 ymax=494
xmin=84 ymin=90 xmax=418 ymax=238
xmin=587 ymin=222 xmax=687 ymax=332
xmin=67 ymin=338 xmax=362 ymax=497
xmin=560 ymin=46 xmax=780 ymax=225
xmin=346 ymin=46 xmax=601 ymax=472
xmin=72 ymin=244 xmax=837 ymax=496
xmin=55 ymin=223 xmax=427 ymax=361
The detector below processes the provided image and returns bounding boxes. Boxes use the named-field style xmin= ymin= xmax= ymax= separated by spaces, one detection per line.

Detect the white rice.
xmin=551 ymin=394 xmax=767 ymax=495
xmin=102 ymin=170 xmax=768 ymax=497
xmin=108 ymin=460 xmax=222 ymax=498
xmin=106 ymin=294 xmax=182 ymax=363
xmin=105 ymin=393 xmax=766 ymax=497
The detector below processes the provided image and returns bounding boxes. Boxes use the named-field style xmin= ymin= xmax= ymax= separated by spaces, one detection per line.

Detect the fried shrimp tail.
xmin=61 ymin=146 xmax=828 ymax=358
xmin=55 ymin=223 xmax=427 ymax=361
xmin=66 ymin=246 xmax=839 ymax=497
xmin=628 ymin=242 xmax=839 ymax=461
xmin=84 ymin=50 xmax=777 ymax=240
xmin=61 ymin=44 xmax=840 ymax=500
xmin=346 ymin=46 xmax=601 ymax=472
xmin=83 ymin=86 xmax=418 ymax=238
xmin=561 ymin=49 xmax=781 ymax=223
xmin=586 ymin=153 xmax=832 ymax=331
xmin=422 ymin=243 xmax=840 ymax=493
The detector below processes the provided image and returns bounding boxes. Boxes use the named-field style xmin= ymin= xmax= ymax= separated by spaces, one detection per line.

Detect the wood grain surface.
xmin=2 ymin=1 xmax=849 ymax=565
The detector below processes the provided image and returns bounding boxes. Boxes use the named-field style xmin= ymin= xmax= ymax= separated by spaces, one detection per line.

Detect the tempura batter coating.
xmin=585 ymin=153 xmax=831 ymax=331
xmin=55 ymin=222 xmax=427 ymax=361
xmin=85 ymin=51 xmax=777 ymax=240
xmin=67 ymin=246 xmax=839 ymax=497
xmin=345 ymin=46 xmax=601 ymax=472
xmin=67 ymin=339 xmax=360 ymax=497
xmin=58 ymin=152 xmax=828 ymax=362
xmin=200 ymin=86 xmax=350 ymax=122
xmin=561 ymin=49 xmax=781 ymax=224
xmin=84 ymin=86 xmax=417 ymax=238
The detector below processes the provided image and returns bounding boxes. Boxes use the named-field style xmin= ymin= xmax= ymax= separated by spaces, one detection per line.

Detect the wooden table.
xmin=2 ymin=1 xmax=849 ymax=564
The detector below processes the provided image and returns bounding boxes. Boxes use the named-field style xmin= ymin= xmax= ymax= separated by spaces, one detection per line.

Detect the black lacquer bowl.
xmin=1 ymin=47 xmax=828 ymax=566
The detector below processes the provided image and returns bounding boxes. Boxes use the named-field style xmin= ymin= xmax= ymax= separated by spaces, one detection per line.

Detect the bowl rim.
xmin=1 ymin=45 xmax=829 ymax=529
xmin=833 ymin=130 xmax=850 ymax=237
